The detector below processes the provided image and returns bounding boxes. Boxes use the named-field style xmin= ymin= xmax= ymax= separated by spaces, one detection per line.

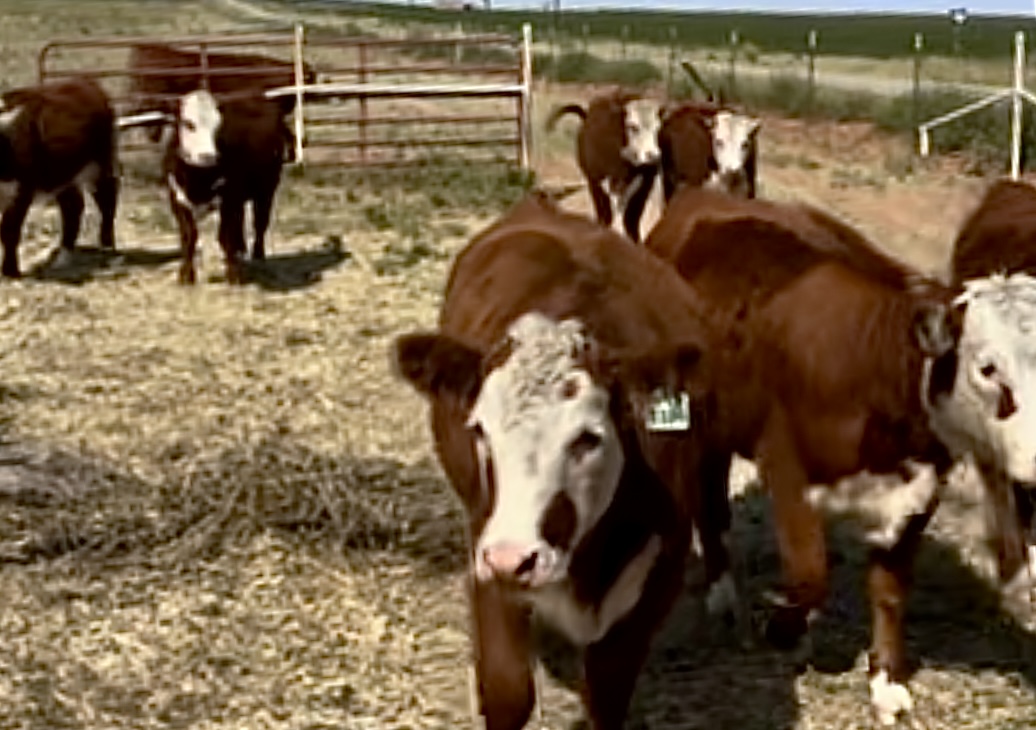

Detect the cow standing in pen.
xmin=394 ymin=192 xmax=754 ymax=730
xmin=165 ymin=88 xmax=286 ymax=285
xmin=951 ymin=177 xmax=1036 ymax=584
xmin=546 ymin=90 xmax=662 ymax=243
xmin=0 ymin=76 xmax=119 ymax=278
xmin=128 ymin=42 xmax=316 ymax=161
xmin=645 ymin=186 xmax=1036 ymax=725
xmin=657 ymin=102 xmax=760 ymax=203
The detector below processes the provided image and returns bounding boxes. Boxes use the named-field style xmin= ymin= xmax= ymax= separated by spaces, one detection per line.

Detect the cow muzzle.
xmin=476 ymin=541 xmax=560 ymax=589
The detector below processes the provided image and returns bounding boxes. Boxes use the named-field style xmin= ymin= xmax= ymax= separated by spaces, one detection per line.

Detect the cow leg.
xmin=698 ymin=450 xmax=752 ymax=644
xmin=55 ymin=187 xmax=84 ymax=258
xmin=251 ymin=186 xmax=278 ymax=261
xmin=866 ymin=500 xmax=937 ymax=726
xmin=758 ymin=406 xmax=827 ymax=654
xmin=977 ymin=462 xmax=1030 ymax=584
xmin=582 ymin=551 xmax=684 ymax=730
xmin=171 ymin=201 xmax=199 ymax=285
xmin=93 ymin=171 xmax=119 ymax=251
xmin=588 ymin=179 xmax=613 ymax=229
xmin=472 ymin=578 xmax=535 ymax=730
xmin=622 ymin=167 xmax=656 ymax=244
xmin=217 ymin=199 xmax=247 ymax=285
xmin=1 ymin=189 xmax=33 ymax=278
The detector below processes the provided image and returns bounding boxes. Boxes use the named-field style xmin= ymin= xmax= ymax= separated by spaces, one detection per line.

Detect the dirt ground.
xmin=0 ymin=2 xmax=1034 ymax=729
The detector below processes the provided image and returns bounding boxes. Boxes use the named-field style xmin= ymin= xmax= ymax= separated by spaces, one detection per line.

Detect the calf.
xmin=657 ymin=102 xmax=760 ymax=204
xmin=646 ymin=186 xmax=1036 ymax=725
xmin=128 ymin=42 xmax=316 ymax=160
xmin=165 ymin=89 xmax=285 ymax=285
xmin=394 ymin=192 xmax=747 ymax=730
xmin=546 ymin=90 xmax=661 ymax=242
xmin=0 ymin=77 xmax=118 ymax=278
xmin=951 ymin=177 xmax=1036 ymax=581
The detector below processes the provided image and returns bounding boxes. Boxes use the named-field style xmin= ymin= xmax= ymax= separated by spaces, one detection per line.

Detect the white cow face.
xmin=620 ymin=99 xmax=662 ymax=168
xmin=706 ymin=111 xmax=759 ymax=195
xmin=468 ymin=314 xmax=625 ymax=589
xmin=176 ymin=90 xmax=221 ymax=168
xmin=925 ymin=273 xmax=1036 ymax=483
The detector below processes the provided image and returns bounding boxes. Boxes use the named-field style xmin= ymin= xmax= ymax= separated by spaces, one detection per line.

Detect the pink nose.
xmin=481 ymin=543 xmax=541 ymax=583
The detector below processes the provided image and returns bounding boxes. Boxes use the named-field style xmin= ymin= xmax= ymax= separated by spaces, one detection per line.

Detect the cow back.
xmin=952 ymin=178 xmax=1036 ymax=284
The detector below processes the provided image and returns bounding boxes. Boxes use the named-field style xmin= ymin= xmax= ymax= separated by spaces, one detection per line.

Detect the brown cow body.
xmin=165 ymin=89 xmax=285 ymax=284
xmin=128 ymin=42 xmax=316 ymax=159
xmin=646 ymin=186 xmax=1033 ymax=724
xmin=0 ymin=77 xmax=118 ymax=278
xmin=394 ymin=193 xmax=747 ymax=729
xmin=546 ymin=91 xmax=660 ymax=243
xmin=658 ymin=102 xmax=759 ymax=203
xmin=951 ymin=177 xmax=1036 ymax=579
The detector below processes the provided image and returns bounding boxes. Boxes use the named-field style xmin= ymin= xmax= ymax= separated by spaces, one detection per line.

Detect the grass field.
xmin=266 ymin=0 xmax=1034 ymax=61
xmin=0 ymin=0 xmax=1034 ymax=728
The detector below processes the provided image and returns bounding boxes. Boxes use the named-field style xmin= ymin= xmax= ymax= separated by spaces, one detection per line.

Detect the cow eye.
xmin=978 ymin=362 xmax=998 ymax=380
xmin=468 ymin=421 xmax=485 ymax=439
xmin=569 ymin=430 xmax=602 ymax=460
xmin=183 ymin=119 xmax=196 ymax=132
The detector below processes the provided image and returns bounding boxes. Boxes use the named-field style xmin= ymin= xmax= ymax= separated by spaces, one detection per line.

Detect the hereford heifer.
xmin=546 ymin=90 xmax=661 ymax=242
xmin=128 ymin=42 xmax=316 ymax=159
xmin=646 ymin=186 xmax=1036 ymax=725
xmin=657 ymin=102 xmax=760 ymax=204
xmin=165 ymin=89 xmax=285 ymax=284
xmin=951 ymin=177 xmax=1036 ymax=581
xmin=393 ymin=192 xmax=749 ymax=729
xmin=0 ymin=77 xmax=118 ymax=278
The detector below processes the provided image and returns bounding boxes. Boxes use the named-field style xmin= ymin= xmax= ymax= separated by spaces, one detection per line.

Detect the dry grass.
xmin=0 ymin=1 xmax=1033 ymax=728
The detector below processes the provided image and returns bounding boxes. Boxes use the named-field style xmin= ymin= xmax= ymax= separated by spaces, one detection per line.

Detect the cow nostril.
xmin=515 ymin=551 xmax=538 ymax=576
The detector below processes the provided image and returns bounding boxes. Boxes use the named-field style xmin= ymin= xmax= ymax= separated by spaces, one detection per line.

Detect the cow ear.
xmin=393 ymin=332 xmax=484 ymax=403
xmin=604 ymin=342 xmax=705 ymax=395
xmin=913 ymin=301 xmax=962 ymax=357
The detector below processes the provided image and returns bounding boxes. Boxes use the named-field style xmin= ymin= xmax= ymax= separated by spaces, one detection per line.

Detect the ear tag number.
xmin=646 ymin=391 xmax=691 ymax=432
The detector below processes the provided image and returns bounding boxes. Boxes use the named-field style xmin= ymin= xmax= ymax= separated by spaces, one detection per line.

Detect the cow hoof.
xmin=764 ymin=604 xmax=810 ymax=652
xmin=177 ymin=266 xmax=196 ymax=286
xmin=870 ymin=670 xmax=913 ymax=726
xmin=1 ymin=267 xmax=21 ymax=279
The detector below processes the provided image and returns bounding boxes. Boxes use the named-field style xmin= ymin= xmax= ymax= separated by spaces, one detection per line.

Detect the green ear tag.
xmin=645 ymin=390 xmax=691 ymax=432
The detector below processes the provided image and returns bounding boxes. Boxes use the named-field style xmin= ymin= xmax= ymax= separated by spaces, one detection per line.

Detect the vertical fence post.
xmin=581 ymin=23 xmax=589 ymax=53
xmin=621 ymin=24 xmax=628 ymax=60
xmin=912 ymin=32 xmax=924 ymax=128
xmin=806 ymin=29 xmax=817 ymax=111
xmin=292 ymin=22 xmax=306 ymax=165
xmin=519 ymin=23 xmax=533 ymax=172
xmin=1011 ymin=30 xmax=1025 ymax=179
xmin=358 ymin=42 xmax=368 ymax=168
xmin=667 ymin=27 xmax=677 ymax=96
xmin=728 ymin=30 xmax=739 ymax=99
xmin=199 ymin=42 xmax=210 ymax=91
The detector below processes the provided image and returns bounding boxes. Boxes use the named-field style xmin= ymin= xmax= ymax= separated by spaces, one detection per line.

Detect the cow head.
xmin=620 ymin=98 xmax=662 ymax=168
xmin=395 ymin=312 xmax=705 ymax=590
xmin=705 ymin=111 xmax=760 ymax=197
xmin=175 ymin=90 xmax=222 ymax=168
xmin=920 ymin=273 xmax=1036 ymax=483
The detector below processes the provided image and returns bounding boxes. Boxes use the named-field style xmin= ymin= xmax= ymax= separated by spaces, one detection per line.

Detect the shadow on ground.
xmin=240 ymin=236 xmax=352 ymax=292
xmin=26 ymin=245 xmax=181 ymax=284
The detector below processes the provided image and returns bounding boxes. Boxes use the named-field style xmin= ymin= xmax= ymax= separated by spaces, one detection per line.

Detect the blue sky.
xmin=486 ymin=0 xmax=1032 ymax=14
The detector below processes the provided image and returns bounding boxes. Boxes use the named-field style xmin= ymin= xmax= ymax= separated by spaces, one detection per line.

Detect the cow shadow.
xmin=26 ymin=244 xmax=181 ymax=285
xmin=239 ymin=236 xmax=352 ymax=292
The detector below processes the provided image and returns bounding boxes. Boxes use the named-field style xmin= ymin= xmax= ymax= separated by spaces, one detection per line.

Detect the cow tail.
xmin=545 ymin=103 xmax=587 ymax=132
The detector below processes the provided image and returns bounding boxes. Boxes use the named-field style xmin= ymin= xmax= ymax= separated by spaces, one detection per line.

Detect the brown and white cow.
xmin=393 ymin=192 xmax=749 ymax=730
xmin=657 ymin=102 xmax=760 ymax=204
xmin=0 ymin=77 xmax=118 ymax=278
xmin=951 ymin=177 xmax=1036 ymax=583
xmin=164 ymin=89 xmax=285 ymax=285
xmin=646 ymin=186 xmax=1036 ymax=725
xmin=546 ymin=90 xmax=662 ymax=243
xmin=128 ymin=42 xmax=316 ymax=159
